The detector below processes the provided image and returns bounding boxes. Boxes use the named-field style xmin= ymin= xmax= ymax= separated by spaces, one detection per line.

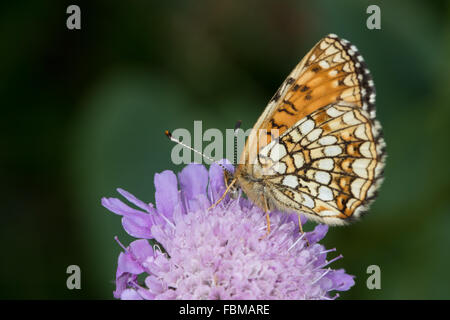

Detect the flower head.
xmin=101 ymin=161 xmax=354 ymax=299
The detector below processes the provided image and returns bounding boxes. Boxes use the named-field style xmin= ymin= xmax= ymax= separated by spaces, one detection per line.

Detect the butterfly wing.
xmin=241 ymin=34 xmax=376 ymax=166
xmin=255 ymin=101 xmax=385 ymax=225
xmin=237 ymin=34 xmax=385 ymax=225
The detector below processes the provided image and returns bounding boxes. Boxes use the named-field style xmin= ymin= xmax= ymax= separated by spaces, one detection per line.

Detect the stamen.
xmin=152 ymin=244 xmax=162 ymax=254
xmin=258 ymin=223 xmax=279 ymax=231
xmin=302 ymin=257 xmax=318 ymax=270
xmin=115 ymin=236 xmax=149 ymax=272
xmin=321 ymin=293 xmax=340 ymax=300
xmin=314 ymin=254 xmax=343 ymax=270
xmin=114 ymin=236 xmax=129 ymax=252
xmin=157 ymin=210 xmax=176 ymax=229
xmin=312 ymin=268 xmax=331 ymax=284
xmin=288 ymin=233 xmax=306 ymax=252
xmin=320 ymin=248 xmax=337 ymax=255
xmin=208 ymin=186 xmax=215 ymax=204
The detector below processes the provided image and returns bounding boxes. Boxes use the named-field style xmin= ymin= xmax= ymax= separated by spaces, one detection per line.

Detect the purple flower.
xmin=101 ymin=161 xmax=355 ymax=300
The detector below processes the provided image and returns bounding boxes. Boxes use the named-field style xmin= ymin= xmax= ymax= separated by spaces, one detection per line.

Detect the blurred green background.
xmin=1 ymin=0 xmax=449 ymax=299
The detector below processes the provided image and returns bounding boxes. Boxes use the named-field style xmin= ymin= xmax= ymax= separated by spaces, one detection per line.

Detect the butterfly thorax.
xmin=234 ymin=164 xmax=268 ymax=210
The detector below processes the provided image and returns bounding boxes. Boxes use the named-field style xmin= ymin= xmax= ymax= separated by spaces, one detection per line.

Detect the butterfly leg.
xmin=298 ymin=215 xmax=310 ymax=247
xmin=208 ymin=178 xmax=236 ymax=210
xmin=265 ymin=212 xmax=271 ymax=234
xmin=259 ymin=195 xmax=271 ymax=240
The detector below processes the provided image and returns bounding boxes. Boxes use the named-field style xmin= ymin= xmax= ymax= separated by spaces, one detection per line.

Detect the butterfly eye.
xmin=229 ymin=186 xmax=240 ymax=199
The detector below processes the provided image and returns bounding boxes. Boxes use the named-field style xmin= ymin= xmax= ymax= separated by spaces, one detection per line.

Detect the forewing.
xmin=241 ymin=34 xmax=376 ymax=166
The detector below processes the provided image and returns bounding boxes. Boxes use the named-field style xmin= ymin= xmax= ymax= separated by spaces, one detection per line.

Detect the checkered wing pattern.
xmin=236 ymin=34 xmax=385 ymax=225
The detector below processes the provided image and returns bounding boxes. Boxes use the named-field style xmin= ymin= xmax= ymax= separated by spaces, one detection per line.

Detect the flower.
xmin=101 ymin=161 xmax=355 ymax=300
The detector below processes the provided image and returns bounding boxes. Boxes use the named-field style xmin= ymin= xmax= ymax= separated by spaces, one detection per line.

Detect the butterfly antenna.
xmin=233 ymin=120 xmax=242 ymax=166
xmin=164 ymin=130 xmax=233 ymax=174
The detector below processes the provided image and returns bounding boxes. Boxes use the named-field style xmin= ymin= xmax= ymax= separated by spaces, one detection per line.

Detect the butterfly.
xmin=216 ymin=34 xmax=386 ymax=230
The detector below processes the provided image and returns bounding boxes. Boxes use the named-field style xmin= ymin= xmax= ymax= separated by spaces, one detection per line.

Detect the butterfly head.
xmin=224 ymin=169 xmax=240 ymax=199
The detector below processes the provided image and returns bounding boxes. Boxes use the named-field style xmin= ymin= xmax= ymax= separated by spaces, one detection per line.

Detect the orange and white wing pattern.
xmin=257 ymin=101 xmax=385 ymax=225
xmin=240 ymin=34 xmax=385 ymax=225
xmin=242 ymin=34 xmax=377 ymax=166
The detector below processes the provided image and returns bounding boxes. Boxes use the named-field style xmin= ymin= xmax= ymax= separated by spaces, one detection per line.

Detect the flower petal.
xmin=116 ymin=251 xmax=145 ymax=277
xmin=283 ymin=212 xmax=308 ymax=229
xmin=306 ymin=224 xmax=329 ymax=244
xmin=121 ymin=289 xmax=143 ymax=300
xmin=113 ymin=274 xmax=128 ymax=299
xmin=101 ymin=197 xmax=150 ymax=222
xmin=155 ymin=170 xmax=179 ymax=220
xmin=179 ymin=163 xmax=208 ymax=199
xmin=178 ymin=163 xmax=209 ymax=211
xmin=122 ymin=217 xmax=153 ymax=239
xmin=102 ymin=196 xmax=154 ymax=238
xmin=327 ymin=269 xmax=355 ymax=292
xmin=208 ymin=162 xmax=226 ymax=201
xmin=129 ymin=239 xmax=154 ymax=263
xmin=145 ymin=275 xmax=165 ymax=295
xmin=116 ymin=188 xmax=153 ymax=212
